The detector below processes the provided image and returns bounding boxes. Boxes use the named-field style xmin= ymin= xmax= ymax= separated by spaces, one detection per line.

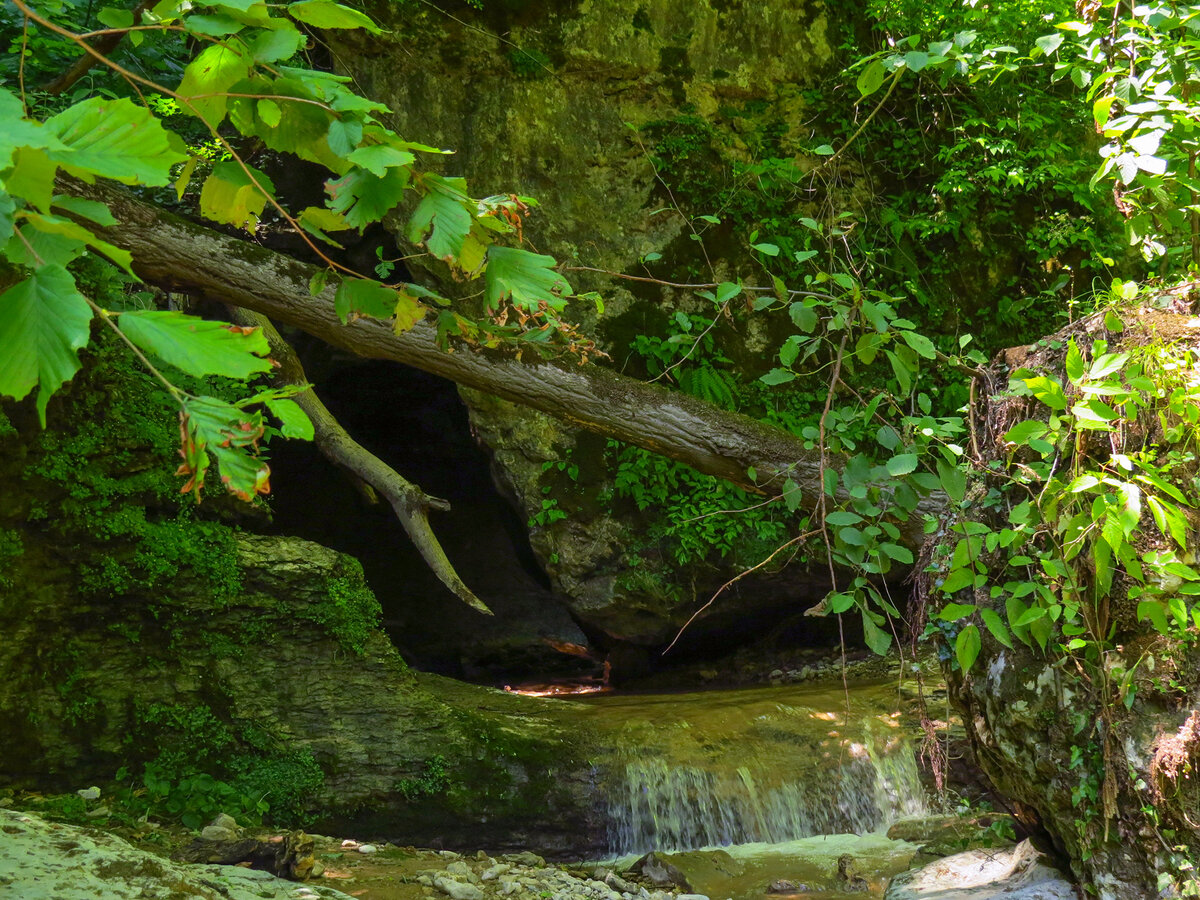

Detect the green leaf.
xmin=96 ymin=6 xmax=133 ymax=27
xmin=327 ymin=117 xmax=364 ymax=157
xmin=1035 ymin=32 xmax=1064 ymax=55
xmin=955 ymin=624 xmax=981 ymax=672
xmin=789 ymin=301 xmax=818 ymax=333
xmin=288 ymin=0 xmax=380 ymax=31
xmin=252 ymin=24 xmax=304 ymax=63
xmin=327 ymin=167 xmax=411 ymax=229
xmin=862 ymin=611 xmax=893 ymax=656
xmin=184 ymin=13 xmax=245 ymax=36
xmin=18 ymin=212 xmax=133 ymax=274
xmin=334 ymin=278 xmax=397 ymax=322
xmin=899 ymin=330 xmax=936 ymax=360
xmin=0 ymin=266 xmax=93 ymax=423
xmin=1024 ymin=376 xmax=1067 ymax=411
xmin=265 ymin=397 xmax=314 ymax=440
xmin=826 ymin=511 xmax=863 ymax=526
xmin=199 ymin=160 xmax=276 ymax=231
xmin=939 ymin=602 xmax=976 ymax=621
xmin=51 ymin=195 xmax=117 ymax=227
xmin=392 ymin=287 xmax=426 ymax=334
xmin=0 ymin=87 xmax=66 ymax=170
xmin=6 ymin=147 xmax=58 ymax=213
xmin=903 ymin=50 xmax=929 ymax=71
xmin=408 ymin=175 xmax=472 ymax=262
xmin=760 ymin=368 xmax=795 ymax=385
xmin=46 ymin=96 xmax=187 ymax=186
xmin=886 ymin=349 xmax=912 ymax=395
xmin=1065 ymin=339 xmax=1085 ymax=383
xmin=1137 ymin=600 xmax=1170 ymax=635
xmin=119 ymin=311 xmax=274 ymax=379
xmin=484 ymin=246 xmax=572 ymax=311
xmin=941 ymin=567 xmax=975 ymax=594
xmin=175 ymin=40 xmax=251 ymax=126
xmin=782 ymin=478 xmax=802 ymax=512
xmin=886 ymin=454 xmax=919 ymax=476
xmin=937 ymin=460 xmax=967 ymax=503
xmin=347 ymin=144 xmax=415 ymax=177
xmin=752 ymin=242 xmax=779 ymax=256
xmin=1002 ymin=419 xmax=1048 ymax=446
xmin=879 ymin=543 xmax=913 ymax=564
xmin=857 ymin=60 xmax=887 ymax=97
xmin=177 ymin=394 xmax=270 ymax=501
xmin=980 ymin=608 xmax=1013 ymax=648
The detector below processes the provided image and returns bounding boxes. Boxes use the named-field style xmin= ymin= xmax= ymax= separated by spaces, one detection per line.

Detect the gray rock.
xmin=76 ymin=786 xmax=100 ymax=800
xmin=433 ymin=876 xmax=485 ymax=900
xmin=357 ymin=844 xmax=378 ymax=854
xmin=884 ymin=840 xmax=1076 ymax=899
xmin=0 ymin=808 xmax=354 ymax=900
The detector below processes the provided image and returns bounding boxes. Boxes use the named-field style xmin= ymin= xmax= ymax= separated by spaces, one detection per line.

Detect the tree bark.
xmin=78 ymin=181 xmax=943 ymax=547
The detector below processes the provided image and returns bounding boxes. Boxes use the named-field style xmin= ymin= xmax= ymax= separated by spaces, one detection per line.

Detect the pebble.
xmin=356 ymin=844 xmax=378 ymax=854
xmin=433 ymin=875 xmax=485 ymax=900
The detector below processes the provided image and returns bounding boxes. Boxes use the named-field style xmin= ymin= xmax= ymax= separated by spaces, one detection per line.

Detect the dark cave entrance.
xmin=265 ymin=344 xmax=597 ymax=683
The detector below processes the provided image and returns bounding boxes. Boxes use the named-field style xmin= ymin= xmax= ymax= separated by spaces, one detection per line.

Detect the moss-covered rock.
xmin=0 ymin=337 xmax=606 ymax=852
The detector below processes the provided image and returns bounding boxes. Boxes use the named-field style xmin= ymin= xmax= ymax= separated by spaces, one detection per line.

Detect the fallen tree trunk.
xmin=79 ymin=181 xmax=942 ymax=546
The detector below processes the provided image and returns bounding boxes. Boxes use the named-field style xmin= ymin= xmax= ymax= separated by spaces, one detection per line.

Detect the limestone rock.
xmin=0 ymin=808 xmax=355 ymax=900
xmin=884 ymin=840 xmax=1076 ymax=900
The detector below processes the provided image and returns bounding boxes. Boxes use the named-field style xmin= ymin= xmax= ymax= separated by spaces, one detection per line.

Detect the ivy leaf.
xmin=0 ymin=265 xmax=93 ymax=424
xmin=44 ymin=96 xmax=187 ymax=185
xmin=408 ymin=175 xmax=472 ymax=262
xmin=484 ymin=246 xmax=572 ymax=311
xmin=199 ymin=160 xmax=276 ymax=231
xmin=288 ymin=0 xmax=380 ymax=31
xmin=955 ymin=624 xmax=981 ymax=673
xmin=119 ymin=311 xmax=274 ymax=379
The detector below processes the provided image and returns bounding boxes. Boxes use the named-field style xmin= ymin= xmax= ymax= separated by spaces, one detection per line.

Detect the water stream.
xmin=574 ymin=679 xmax=933 ymax=898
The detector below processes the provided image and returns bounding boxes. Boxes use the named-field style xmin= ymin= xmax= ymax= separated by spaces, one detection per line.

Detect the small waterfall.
xmin=587 ymin=684 xmax=931 ymax=856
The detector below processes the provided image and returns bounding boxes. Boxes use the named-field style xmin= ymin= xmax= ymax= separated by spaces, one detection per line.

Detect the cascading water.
xmin=578 ymin=681 xmax=930 ymax=856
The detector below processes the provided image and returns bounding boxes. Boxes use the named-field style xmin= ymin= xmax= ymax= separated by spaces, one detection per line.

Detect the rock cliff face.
xmin=0 ymin=341 xmax=605 ymax=855
xmin=332 ymin=0 xmax=846 ymax=655
xmin=933 ymin=312 xmax=1200 ymax=898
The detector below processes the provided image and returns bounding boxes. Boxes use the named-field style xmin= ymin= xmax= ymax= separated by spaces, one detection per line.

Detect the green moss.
xmin=296 ymin=558 xmax=382 ymax=655
xmin=0 ymin=527 xmax=22 ymax=590
xmin=506 ymin=47 xmax=551 ymax=79
xmin=394 ymin=754 xmax=449 ymax=802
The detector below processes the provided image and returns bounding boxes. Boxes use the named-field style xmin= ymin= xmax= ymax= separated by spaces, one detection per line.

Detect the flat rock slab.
xmin=884 ymin=840 xmax=1076 ymax=900
xmin=0 ymin=808 xmax=354 ymax=900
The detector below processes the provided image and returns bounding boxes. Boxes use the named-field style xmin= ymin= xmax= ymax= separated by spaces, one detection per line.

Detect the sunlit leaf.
xmin=119 ymin=311 xmax=274 ymax=380
xmin=484 ymin=246 xmax=572 ymax=311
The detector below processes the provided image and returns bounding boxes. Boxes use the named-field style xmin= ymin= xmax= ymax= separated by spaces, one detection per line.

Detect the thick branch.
xmin=77 ymin=180 xmax=943 ymax=548
xmin=42 ymin=0 xmax=154 ymax=96
xmin=227 ymin=307 xmax=491 ymax=615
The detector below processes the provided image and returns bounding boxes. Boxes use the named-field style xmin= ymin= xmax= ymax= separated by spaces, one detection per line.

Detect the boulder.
xmin=884 ymin=840 xmax=1075 ymax=900
xmin=0 ymin=808 xmax=354 ymax=900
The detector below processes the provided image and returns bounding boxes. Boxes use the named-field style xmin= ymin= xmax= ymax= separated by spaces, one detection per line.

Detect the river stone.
xmin=433 ymin=876 xmax=485 ymax=900
xmin=0 ymin=808 xmax=355 ymax=900
xmin=883 ymin=840 xmax=1075 ymax=900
